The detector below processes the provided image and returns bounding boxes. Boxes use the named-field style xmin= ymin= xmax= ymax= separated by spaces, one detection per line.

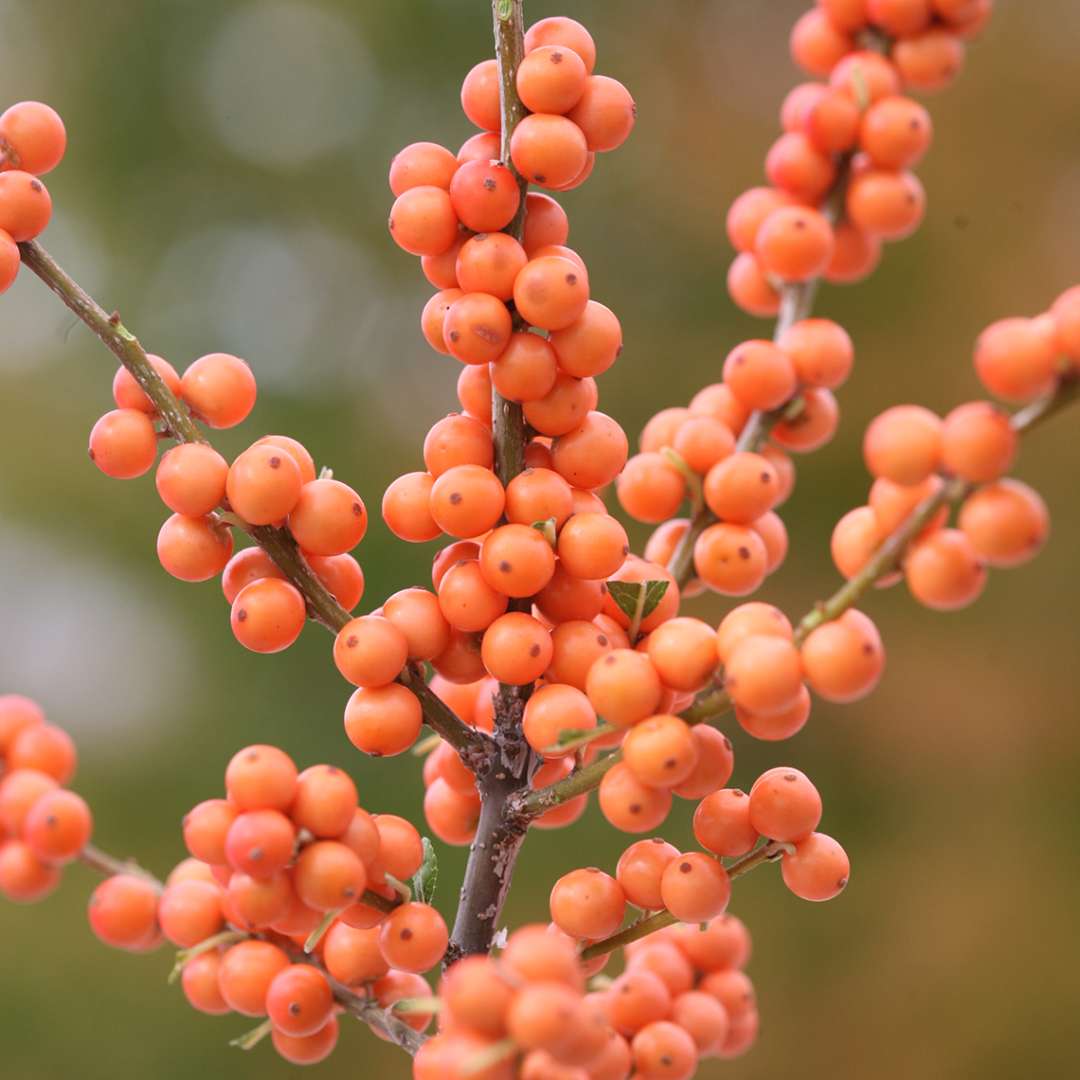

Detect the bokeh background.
xmin=2 ymin=0 xmax=1078 ymax=1076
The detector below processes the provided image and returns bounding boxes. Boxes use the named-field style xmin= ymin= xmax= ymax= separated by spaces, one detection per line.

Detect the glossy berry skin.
xmin=781 ymin=831 xmax=851 ymax=901
xmin=748 ymin=767 xmax=822 ymax=842
xmin=266 ymin=964 xmax=335 ymax=1038
xmin=0 ymin=101 xmax=67 ymax=174
xmin=550 ymin=867 xmax=626 ymax=940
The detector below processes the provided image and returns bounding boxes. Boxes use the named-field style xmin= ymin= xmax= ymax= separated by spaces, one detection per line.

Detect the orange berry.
xmin=863 ymin=404 xmax=943 ymax=485
xmin=423 ymin=414 xmax=494 ymax=479
xmin=333 ymin=616 xmax=408 ymax=688
xmin=289 ymin=478 xmax=368 ymax=556
xmin=155 ymin=443 xmax=228 ymax=516
xmin=480 ymin=523 xmax=557 ymax=597
xmin=389 ymin=141 xmax=457 ymax=196
xmin=383 ymin=471 xmax=440 ymax=543
xmin=547 ymin=619 xmax=617 ymax=690
xmin=0 ymin=170 xmax=50 ymax=240
xmin=868 ymin=474 xmax=948 ymax=535
xmin=481 ymin=612 xmax=552 ymax=685
xmin=846 ymin=169 xmax=926 ymax=241
xmin=567 ymin=75 xmax=636 ymax=152
xmin=226 ymin=443 xmax=302 ymax=526
xmin=22 ymin=788 xmax=92 ymax=865
xmin=616 ymin=452 xmax=686 ymax=523
xmin=616 ymin=838 xmax=680 ymax=910
xmin=860 ymin=95 xmax=933 ymax=169
xmin=771 ymin=386 xmax=840 ymax=453
xmin=523 ymin=683 xmax=597 ymax=756
xmin=180 ymin=950 xmax=230 ymax=1015
xmin=389 ymin=185 xmax=459 ymax=256
xmin=765 ymin=132 xmax=836 ymax=202
xmin=549 ymin=300 xmax=622 ymax=378
xmin=777 ymin=317 xmax=854 ymax=389
xmin=460 ymin=59 xmax=500 ymax=130
xmin=226 ymin=744 xmax=299 ymax=810
xmin=525 ymin=17 xmax=597 ymax=73
xmin=424 ymin=778 xmax=482 ymax=846
xmin=830 ymin=50 xmax=902 ymax=102
xmin=749 ymin=766 xmax=822 ymax=842
xmin=429 ymin=464 xmax=505 ymax=538
xmin=781 ymin=831 xmax=850 ymax=901
xmin=0 ymin=695 xmax=44 ymax=756
xmin=623 ymin=714 xmax=700 ymax=789
xmin=291 ymin=764 xmax=358 ymax=838
xmin=218 ymin=939 xmax=290 ymax=1016
xmin=724 ymin=634 xmax=804 ymax=717
xmin=974 ymin=316 xmax=1059 ymax=403
xmin=755 ymin=206 xmax=834 ymax=282
xmin=492 ymin=332 xmax=559 ymax=402
xmin=587 ymin=643 xmax=660 ymax=730
xmin=231 ymin=579 xmax=306 ymax=653
xmin=506 ymin=467 xmax=574 ymax=529
xmin=111 ymin=354 xmax=181 ymax=413
xmin=693 ymin=523 xmax=768 ymax=596
xmin=672 ymin=726 xmax=735 ymax=800
xmin=958 ymin=479 xmax=1048 ymax=568
xmin=892 ymin=28 xmax=965 ymax=91
xmin=726 ymin=252 xmax=781 ymax=317
xmin=550 ymin=867 xmax=626 ymax=940
xmin=598 ymin=762 xmax=672 ymax=833
xmin=825 ymin=219 xmax=882 ymax=284
xmin=551 ymin=410 xmax=629 ymax=490
xmin=157 ymin=879 xmax=224 ymax=948
xmin=661 ymin=852 xmax=730 ymax=924
xmin=524 ymin=373 xmax=598 ymax=436
xmin=645 ymin=617 xmax=719 ymax=693
xmin=723 ymin=340 xmax=797 ymax=412
xmin=800 ymin=609 xmax=884 ymax=702
xmin=87 ymin=409 xmax=157 ymax=479
xmin=449 ymin=159 xmax=520 ymax=233
xmin=379 ymin=901 xmax=448 ymax=973
xmin=905 ymin=528 xmax=987 ymax=610
xmin=790 ymin=9 xmax=854 ymax=75
xmin=0 ymin=101 xmax=66 ymax=174
xmin=180 ymin=353 xmax=256 ymax=429
xmin=694 ymin=788 xmax=759 ymax=857
xmin=443 ymin=291 xmax=513 ymax=365
xmin=514 ymin=254 xmax=590 ymax=331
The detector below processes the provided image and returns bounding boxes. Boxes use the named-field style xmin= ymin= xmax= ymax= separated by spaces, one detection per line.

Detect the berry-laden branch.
xmin=446 ymin=0 xmax=534 ymax=963
xmin=14 ymin=239 xmax=485 ymax=765
xmin=519 ymin=369 xmax=1080 ymax=816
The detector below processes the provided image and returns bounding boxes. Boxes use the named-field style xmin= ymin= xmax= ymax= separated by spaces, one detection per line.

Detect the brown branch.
xmin=15 ymin=239 xmax=485 ymax=763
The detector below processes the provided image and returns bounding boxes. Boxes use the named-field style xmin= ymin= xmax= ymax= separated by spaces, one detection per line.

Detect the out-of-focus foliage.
xmin=1 ymin=1 xmax=1078 ymax=1077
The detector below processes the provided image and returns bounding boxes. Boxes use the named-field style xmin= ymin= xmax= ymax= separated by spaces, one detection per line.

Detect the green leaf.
xmin=605 ymin=579 xmax=670 ymax=623
xmin=411 ymin=837 xmax=438 ymax=905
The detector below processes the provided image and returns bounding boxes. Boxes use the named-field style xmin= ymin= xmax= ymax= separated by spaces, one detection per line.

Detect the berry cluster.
xmin=418 ymin=914 xmax=758 ymax=1078
xmin=833 ymin=283 xmax=1079 ymax=613
xmin=0 ymin=695 xmax=88 ymax=902
xmin=0 ymin=100 xmax=64 ymax=291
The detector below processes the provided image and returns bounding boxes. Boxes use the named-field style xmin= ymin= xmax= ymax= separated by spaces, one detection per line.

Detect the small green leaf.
xmin=411 ymin=837 xmax=438 ymax=905
xmin=605 ymin=579 xmax=670 ymax=623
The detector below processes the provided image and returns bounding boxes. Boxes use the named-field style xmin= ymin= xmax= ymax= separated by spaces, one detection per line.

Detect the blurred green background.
xmin=2 ymin=0 xmax=1078 ymax=1076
